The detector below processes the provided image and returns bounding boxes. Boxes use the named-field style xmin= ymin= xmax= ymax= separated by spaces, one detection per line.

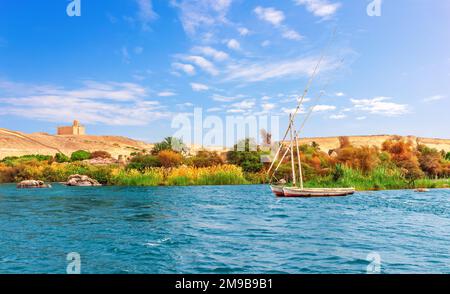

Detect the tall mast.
xmin=295 ymin=131 xmax=304 ymax=189
xmin=289 ymin=114 xmax=296 ymax=187
xmin=267 ymin=29 xmax=337 ymax=176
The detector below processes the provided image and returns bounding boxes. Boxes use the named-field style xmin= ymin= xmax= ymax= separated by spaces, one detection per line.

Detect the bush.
xmin=158 ymin=150 xmax=183 ymax=168
xmin=55 ymin=153 xmax=70 ymax=163
xmin=91 ymin=151 xmax=112 ymax=159
xmin=127 ymin=155 xmax=161 ymax=171
xmin=332 ymin=164 xmax=344 ymax=182
xmin=70 ymin=150 xmax=91 ymax=161
xmin=227 ymin=150 xmax=264 ymax=172
xmin=1 ymin=154 xmax=52 ymax=165
xmin=152 ymin=137 xmax=187 ymax=154
xmin=0 ymin=163 xmax=19 ymax=183
xmin=189 ymin=151 xmax=224 ymax=167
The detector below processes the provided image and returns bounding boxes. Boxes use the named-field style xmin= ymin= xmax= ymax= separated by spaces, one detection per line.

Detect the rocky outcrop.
xmin=66 ymin=174 xmax=102 ymax=187
xmin=17 ymin=180 xmax=51 ymax=189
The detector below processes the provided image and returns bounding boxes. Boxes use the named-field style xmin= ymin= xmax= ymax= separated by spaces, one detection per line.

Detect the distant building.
xmin=57 ymin=120 xmax=86 ymax=136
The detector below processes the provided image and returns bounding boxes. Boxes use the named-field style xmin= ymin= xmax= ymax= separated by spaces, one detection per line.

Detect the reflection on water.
xmin=0 ymin=184 xmax=449 ymax=273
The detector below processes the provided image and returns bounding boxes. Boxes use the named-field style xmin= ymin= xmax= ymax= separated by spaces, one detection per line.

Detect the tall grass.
xmin=305 ymin=166 xmax=408 ymax=190
xmin=167 ymin=165 xmax=248 ymax=186
xmin=1 ymin=158 xmax=449 ymax=190
xmin=109 ymin=168 xmax=164 ymax=186
xmin=414 ymin=178 xmax=450 ymax=189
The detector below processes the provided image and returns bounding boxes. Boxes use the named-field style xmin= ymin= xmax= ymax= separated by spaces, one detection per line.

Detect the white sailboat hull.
xmin=282 ymin=187 xmax=355 ymax=197
xmin=270 ymin=185 xmax=285 ymax=196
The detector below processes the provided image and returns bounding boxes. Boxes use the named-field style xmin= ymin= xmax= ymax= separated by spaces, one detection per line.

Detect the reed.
xmin=167 ymin=165 xmax=248 ymax=186
xmin=1 ymin=156 xmax=448 ymax=190
xmin=414 ymin=178 xmax=450 ymax=189
xmin=304 ymin=166 xmax=408 ymax=190
xmin=109 ymin=168 xmax=164 ymax=186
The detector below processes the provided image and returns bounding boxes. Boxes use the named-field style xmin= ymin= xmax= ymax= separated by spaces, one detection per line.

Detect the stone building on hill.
xmin=57 ymin=120 xmax=85 ymax=136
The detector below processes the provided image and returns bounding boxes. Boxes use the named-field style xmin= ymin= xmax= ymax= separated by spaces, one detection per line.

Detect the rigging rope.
xmin=267 ymin=28 xmax=338 ymax=176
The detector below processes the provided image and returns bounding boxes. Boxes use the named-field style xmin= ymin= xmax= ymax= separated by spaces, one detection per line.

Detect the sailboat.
xmin=267 ymin=31 xmax=355 ymax=198
xmin=269 ymin=116 xmax=355 ymax=198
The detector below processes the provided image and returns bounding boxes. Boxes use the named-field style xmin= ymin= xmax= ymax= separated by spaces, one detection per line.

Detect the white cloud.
xmin=282 ymin=107 xmax=305 ymax=115
xmin=176 ymin=102 xmax=194 ymax=108
xmin=335 ymin=92 xmax=345 ymax=97
xmin=171 ymin=0 xmax=233 ymax=35
xmin=190 ymin=82 xmax=209 ymax=91
xmin=158 ymin=91 xmax=176 ymax=97
xmin=261 ymin=40 xmax=271 ymax=47
xmin=212 ymin=94 xmax=238 ymax=102
xmin=254 ymin=6 xmax=303 ymax=42
xmin=0 ymin=80 xmax=168 ymax=126
xmin=254 ymin=6 xmax=285 ymax=26
xmin=136 ymin=0 xmax=158 ymax=30
xmin=329 ymin=114 xmax=346 ymax=120
xmin=313 ymin=104 xmax=336 ymax=112
xmin=238 ymin=27 xmax=250 ymax=36
xmin=262 ymin=103 xmax=275 ymax=111
xmin=184 ymin=55 xmax=219 ymax=75
xmin=351 ymin=97 xmax=409 ymax=116
xmin=227 ymin=39 xmax=241 ymax=50
xmin=282 ymin=29 xmax=303 ymax=41
xmin=282 ymin=96 xmax=311 ymax=104
xmin=423 ymin=95 xmax=445 ymax=102
xmin=231 ymin=99 xmax=255 ymax=109
xmin=121 ymin=46 xmax=130 ymax=63
xmin=294 ymin=0 xmax=341 ymax=18
xmin=172 ymin=62 xmax=196 ymax=75
xmin=261 ymin=95 xmax=271 ymax=101
xmin=134 ymin=46 xmax=144 ymax=54
xmin=356 ymin=116 xmax=366 ymax=120
xmin=227 ymin=109 xmax=245 ymax=113
xmin=207 ymin=107 xmax=222 ymax=112
xmin=193 ymin=46 xmax=229 ymax=61
xmin=224 ymin=55 xmax=339 ymax=82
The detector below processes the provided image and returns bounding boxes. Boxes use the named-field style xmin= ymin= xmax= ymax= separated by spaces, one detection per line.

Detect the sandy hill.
xmin=0 ymin=128 xmax=154 ymax=159
xmin=1 ymin=129 xmax=450 ymax=160
xmin=294 ymin=135 xmax=450 ymax=153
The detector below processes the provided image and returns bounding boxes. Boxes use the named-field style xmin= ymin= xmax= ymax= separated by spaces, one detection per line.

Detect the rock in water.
xmin=66 ymin=174 xmax=102 ymax=187
xmin=414 ymin=188 xmax=430 ymax=192
xmin=17 ymin=180 xmax=51 ymax=189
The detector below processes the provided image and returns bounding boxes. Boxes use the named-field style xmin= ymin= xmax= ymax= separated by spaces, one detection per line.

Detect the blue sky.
xmin=0 ymin=0 xmax=449 ymax=144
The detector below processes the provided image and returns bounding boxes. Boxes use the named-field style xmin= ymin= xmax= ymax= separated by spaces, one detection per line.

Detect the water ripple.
xmin=0 ymin=184 xmax=449 ymax=273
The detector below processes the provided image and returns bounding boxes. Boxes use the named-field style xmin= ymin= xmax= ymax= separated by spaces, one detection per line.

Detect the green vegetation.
xmin=1 ymin=154 xmax=52 ymax=165
xmin=55 ymin=153 xmax=70 ymax=163
xmin=227 ymin=139 xmax=266 ymax=172
xmin=152 ymin=137 xmax=187 ymax=154
xmin=127 ymin=154 xmax=161 ymax=171
xmin=0 ymin=136 xmax=449 ymax=190
xmin=109 ymin=168 xmax=164 ymax=186
xmin=70 ymin=150 xmax=91 ymax=161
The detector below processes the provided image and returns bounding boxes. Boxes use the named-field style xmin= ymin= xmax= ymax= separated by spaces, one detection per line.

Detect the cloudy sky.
xmin=0 ymin=0 xmax=449 ymax=143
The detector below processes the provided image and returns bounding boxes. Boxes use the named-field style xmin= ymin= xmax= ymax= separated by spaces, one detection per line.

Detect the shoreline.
xmin=2 ymin=182 xmax=449 ymax=192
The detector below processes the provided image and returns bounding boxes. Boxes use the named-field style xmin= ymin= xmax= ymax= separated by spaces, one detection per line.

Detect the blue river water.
xmin=0 ymin=184 xmax=449 ymax=274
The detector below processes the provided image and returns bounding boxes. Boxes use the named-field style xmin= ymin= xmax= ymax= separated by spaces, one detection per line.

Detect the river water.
xmin=0 ymin=184 xmax=449 ymax=273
